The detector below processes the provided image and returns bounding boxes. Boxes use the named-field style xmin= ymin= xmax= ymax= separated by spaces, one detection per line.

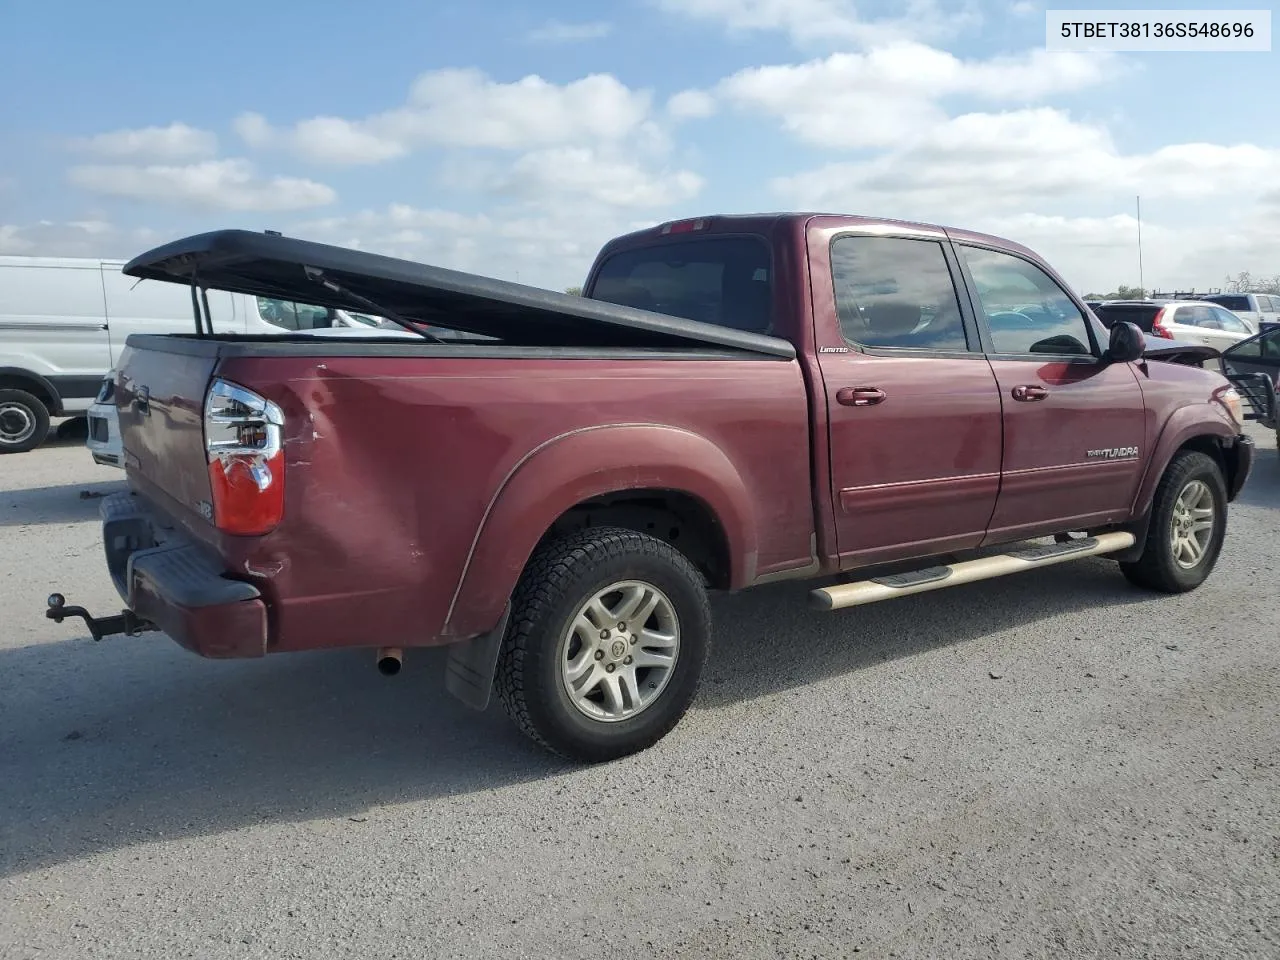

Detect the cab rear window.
xmin=1205 ymin=295 xmax=1251 ymax=311
xmin=589 ymin=237 xmax=773 ymax=335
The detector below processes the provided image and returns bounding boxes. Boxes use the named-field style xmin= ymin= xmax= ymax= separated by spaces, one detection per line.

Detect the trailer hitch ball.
xmin=48 ymin=593 xmax=65 ymax=610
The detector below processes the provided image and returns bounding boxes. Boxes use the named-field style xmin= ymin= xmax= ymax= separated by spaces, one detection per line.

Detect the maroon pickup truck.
xmin=47 ymin=214 xmax=1255 ymax=762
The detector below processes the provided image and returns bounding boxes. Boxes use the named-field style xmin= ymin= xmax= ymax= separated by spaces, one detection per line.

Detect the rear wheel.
xmin=1119 ymin=450 xmax=1227 ymax=593
xmin=0 ymin=389 xmax=50 ymax=454
xmin=496 ymin=526 xmax=711 ymax=763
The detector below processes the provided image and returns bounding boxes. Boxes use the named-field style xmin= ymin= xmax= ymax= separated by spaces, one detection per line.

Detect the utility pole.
xmin=1136 ymin=195 xmax=1146 ymax=298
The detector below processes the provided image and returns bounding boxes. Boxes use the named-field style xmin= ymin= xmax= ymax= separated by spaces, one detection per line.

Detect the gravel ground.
xmin=2 ymin=427 xmax=1278 ymax=959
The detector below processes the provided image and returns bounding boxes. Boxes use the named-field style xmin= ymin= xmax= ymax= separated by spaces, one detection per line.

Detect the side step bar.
xmin=810 ymin=531 xmax=1136 ymax=611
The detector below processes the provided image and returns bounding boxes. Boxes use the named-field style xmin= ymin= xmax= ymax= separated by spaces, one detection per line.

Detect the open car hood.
xmin=122 ymin=229 xmax=796 ymax=359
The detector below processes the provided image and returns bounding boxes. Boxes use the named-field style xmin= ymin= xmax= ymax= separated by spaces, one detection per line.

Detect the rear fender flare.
xmin=442 ymin=423 xmax=757 ymax=640
xmin=1130 ymin=404 xmax=1235 ymax=517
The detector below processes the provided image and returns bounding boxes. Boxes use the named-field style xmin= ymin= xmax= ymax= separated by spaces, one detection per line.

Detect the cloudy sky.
xmin=1 ymin=0 xmax=1276 ymax=295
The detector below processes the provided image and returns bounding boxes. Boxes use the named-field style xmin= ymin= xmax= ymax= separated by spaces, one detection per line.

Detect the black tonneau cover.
xmin=122 ymin=229 xmax=796 ymax=359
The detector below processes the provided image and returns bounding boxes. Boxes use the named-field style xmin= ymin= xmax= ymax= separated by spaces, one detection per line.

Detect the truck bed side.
xmin=115 ymin=337 xmax=815 ymax=652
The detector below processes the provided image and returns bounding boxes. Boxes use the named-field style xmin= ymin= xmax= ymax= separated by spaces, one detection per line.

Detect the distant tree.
xmin=564 ymin=285 xmax=583 ymax=296
xmin=1082 ymin=284 xmax=1146 ymax=300
xmin=1224 ymin=271 xmax=1280 ymax=294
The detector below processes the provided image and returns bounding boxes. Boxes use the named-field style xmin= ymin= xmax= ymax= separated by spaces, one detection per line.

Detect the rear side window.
xmin=829 ymin=235 xmax=969 ymax=351
xmin=590 ymin=237 xmax=773 ymax=334
xmin=1091 ymin=304 xmax=1159 ymax=331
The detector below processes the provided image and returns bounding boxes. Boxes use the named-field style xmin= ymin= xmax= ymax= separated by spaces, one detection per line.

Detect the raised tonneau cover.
xmin=123 ymin=229 xmax=796 ymax=358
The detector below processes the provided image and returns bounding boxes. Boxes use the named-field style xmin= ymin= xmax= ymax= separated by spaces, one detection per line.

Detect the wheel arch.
xmin=442 ymin=423 xmax=757 ymax=641
xmin=1131 ymin=409 xmax=1238 ymax=518
xmin=0 ymin=367 xmax=62 ymax=415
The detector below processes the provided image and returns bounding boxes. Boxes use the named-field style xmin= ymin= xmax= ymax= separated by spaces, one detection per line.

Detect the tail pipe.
xmin=376 ymin=647 xmax=403 ymax=676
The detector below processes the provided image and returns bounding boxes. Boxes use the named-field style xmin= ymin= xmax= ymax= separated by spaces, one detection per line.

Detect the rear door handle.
xmin=837 ymin=387 xmax=886 ymax=407
xmin=1011 ymin=384 xmax=1048 ymax=402
xmin=134 ymin=386 xmax=150 ymax=416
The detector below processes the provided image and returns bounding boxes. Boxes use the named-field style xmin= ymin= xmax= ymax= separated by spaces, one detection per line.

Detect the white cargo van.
xmin=0 ymin=255 xmax=379 ymax=453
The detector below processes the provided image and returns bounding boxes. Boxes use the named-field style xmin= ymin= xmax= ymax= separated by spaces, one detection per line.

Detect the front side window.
xmin=829 ymin=235 xmax=969 ymax=351
xmin=591 ymin=237 xmax=773 ymax=334
xmin=1229 ymin=329 xmax=1280 ymax=360
xmin=960 ymin=246 xmax=1093 ymax=356
xmin=1208 ymin=306 xmax=1251 ymax=333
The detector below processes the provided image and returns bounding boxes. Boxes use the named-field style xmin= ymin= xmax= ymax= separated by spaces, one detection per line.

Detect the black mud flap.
xmin=444 ymin=606 xmax=511 ymax=711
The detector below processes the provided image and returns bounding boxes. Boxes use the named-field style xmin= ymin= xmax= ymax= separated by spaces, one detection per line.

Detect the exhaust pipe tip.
xmin=376 ymin=647 xmax=403 ymax=676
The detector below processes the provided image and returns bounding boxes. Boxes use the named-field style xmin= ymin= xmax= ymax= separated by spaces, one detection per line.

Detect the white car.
xmin=1091 ymin=299 xmax=1256 ymax=353
xmin=86 ymin=323 xmax=418 ymax=469
xmin=1197 ymin=293 xmax=1280 ymax=333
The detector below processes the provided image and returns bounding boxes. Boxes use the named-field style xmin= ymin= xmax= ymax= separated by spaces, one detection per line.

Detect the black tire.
xmin=1119 ymin=450 xmax=1227 ymax=593
xmin=0 ymin=389 xmax=51 ymax=454
xmin=496 ymin=526 xmax=711 ymax=763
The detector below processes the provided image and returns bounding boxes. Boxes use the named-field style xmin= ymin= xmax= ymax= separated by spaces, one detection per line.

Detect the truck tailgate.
xmin=115 ymin=341 xmax=217 ymax=524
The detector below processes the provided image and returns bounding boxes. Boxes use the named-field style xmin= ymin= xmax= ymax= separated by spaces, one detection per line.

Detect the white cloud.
xmin=1009 ymin=0 xmax=1037 ymax=15
xmin=293 ymin=202 xmax=643 ymax=289
xmin=235 ymin=112 xmax=406 ymax=165
xmin=655 ymin=0 xmax=981 ymax=48
xmin=491 ymin=148 xmax=703 ymax=208
xmin=0 ymin=220 xmax=162 ymax=258
xmin=526 ymin=20 xmax=613 ymax=43
xmin=772 ymin=108 xmax=1280 ymax=215
xmin=713 ymin=44 xmax=1115 ymax=149
xmin=73 ymin=122 xmax=218 ymax=161
xmin=667 ymin=89 xmax=718 ymax=120
xmin=236 ymin=69 xmax=658 ymax=165
xmin=68 ymin=159 xmax=336 ymax=212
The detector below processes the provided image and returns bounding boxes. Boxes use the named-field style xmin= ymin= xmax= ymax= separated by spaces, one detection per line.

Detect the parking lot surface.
xmin=2 ymin=429 xmax=1278 ymax=959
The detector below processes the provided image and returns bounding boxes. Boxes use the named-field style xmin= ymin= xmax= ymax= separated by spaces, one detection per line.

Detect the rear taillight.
xmin=1151 ymin=307 xmax=1174 ymax=339
xmin=203 ymin=378 xmax=285 ymax=536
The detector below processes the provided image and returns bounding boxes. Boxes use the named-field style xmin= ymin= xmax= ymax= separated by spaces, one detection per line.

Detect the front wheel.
xmin=1119 ymin=450 xmax=1227 ymax=593
xmin=496 ymin=526 xmax=711 ymax=763
xmin=0 ymin=389 xmax=51 ymax=454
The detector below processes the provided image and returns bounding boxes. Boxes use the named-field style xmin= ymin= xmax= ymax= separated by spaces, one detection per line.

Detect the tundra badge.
xmin=1087 ymin=446 xmax=1139 ymax=459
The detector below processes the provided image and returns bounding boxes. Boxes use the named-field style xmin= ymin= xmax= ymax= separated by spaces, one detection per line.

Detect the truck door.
xmin=809 ymin=224 xmax=1004 ymax=569
xmin=952 ymin=242 xmax=1146 ymax=541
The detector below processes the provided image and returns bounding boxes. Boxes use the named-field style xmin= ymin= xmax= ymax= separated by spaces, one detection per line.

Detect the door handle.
xmin=134 ymin=385 xmax=150 ymax=416
xmin=1011 ymin=384 xmax=1048 ymax=402
xmin=837 ymin=386 xmax=886 ymax=407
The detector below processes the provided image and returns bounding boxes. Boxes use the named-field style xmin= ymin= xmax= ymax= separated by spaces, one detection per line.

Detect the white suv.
xmin=1198 ymin=293 xmax=1280 ymax=333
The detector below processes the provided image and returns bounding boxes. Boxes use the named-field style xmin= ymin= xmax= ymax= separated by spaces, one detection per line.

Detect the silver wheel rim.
xmin=559 ymin=580 xmax=680 ymax=723
xmin=0 ymin=402 xmax=36 ymax=445
xmin=1170 ymin=479 xmax=1215 ymax=569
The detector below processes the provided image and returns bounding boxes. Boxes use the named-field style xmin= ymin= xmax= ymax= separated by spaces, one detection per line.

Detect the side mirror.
xmin=1105 ymin=320 xmax=1145 ymax=364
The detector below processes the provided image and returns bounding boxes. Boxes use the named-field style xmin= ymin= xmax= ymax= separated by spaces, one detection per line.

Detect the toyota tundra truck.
xmin=46 ymin=214 xmax=1256 ymax=762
